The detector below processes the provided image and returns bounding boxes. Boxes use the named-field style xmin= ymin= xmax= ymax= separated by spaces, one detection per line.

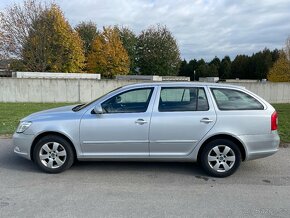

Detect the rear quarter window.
xmin=211 ymin=88 xmax=264 ymax=110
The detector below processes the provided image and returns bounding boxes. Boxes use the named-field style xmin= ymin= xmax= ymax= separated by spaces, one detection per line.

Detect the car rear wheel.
xmin=33 ymin=135 xmax=74 ymax=173
xmin=200 ymin=139 xmax=241 ymax=177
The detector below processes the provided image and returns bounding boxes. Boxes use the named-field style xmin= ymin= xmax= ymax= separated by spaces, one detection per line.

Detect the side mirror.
xmin=93 ymin=104 xmax=103 ymax=114
xmin=115 ymin=96 xmax=122 ymax=103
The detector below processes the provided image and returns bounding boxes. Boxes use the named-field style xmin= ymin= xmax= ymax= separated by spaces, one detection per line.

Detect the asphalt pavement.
xmin=0 ymin=138 xmax=290 ymax=218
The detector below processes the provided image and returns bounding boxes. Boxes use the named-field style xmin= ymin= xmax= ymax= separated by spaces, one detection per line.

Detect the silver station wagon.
xmin=13 ymin=82 xmax=280 ymax=177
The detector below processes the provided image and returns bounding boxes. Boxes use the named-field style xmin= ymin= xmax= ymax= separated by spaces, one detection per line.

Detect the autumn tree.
xmin=87 ymin=27 xmax=130 ymax=78
xmin=0 ymin=0 xmax=45 ymax=59
xmin=137 ymin=24 xmax=181 ymax=76
xmin=268 ymin=38 xmax=290 ymax=82
xmin=114 ymin=26 xmax=138 ymax=74
xmin=285 ymin=36 xmax=290 ymax=60
xmin=267 ymin=52 xmax=290 ymax=82
xmin=22 ymin=4 xmax=85 ymax=72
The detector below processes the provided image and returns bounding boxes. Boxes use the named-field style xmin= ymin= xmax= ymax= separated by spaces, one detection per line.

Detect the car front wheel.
xmin=200 ymin=139 xmax=241 ymax=177
xmin=33 ymin=135 xmax=74 ymax=173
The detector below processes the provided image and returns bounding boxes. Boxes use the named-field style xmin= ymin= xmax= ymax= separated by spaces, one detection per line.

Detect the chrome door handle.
xmin=135 ymin=119 xmax=148 ymax=125
xmin=200 ymin=118 xmax=214 ymax=123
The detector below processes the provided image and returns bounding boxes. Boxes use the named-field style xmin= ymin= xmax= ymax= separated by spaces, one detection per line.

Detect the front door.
xmin=149 ymin=86 xmax=216 ymax=156
xmin=80 ymin=87 xmax=155 ymax=157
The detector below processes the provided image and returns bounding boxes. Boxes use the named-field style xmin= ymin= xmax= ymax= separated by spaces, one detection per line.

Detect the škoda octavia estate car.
xmin=13 ymin=82 xmax=280 ymax=177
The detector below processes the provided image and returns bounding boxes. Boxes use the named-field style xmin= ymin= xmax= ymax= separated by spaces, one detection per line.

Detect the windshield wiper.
xmin=72 ymin=103 xmax=85 ymax=112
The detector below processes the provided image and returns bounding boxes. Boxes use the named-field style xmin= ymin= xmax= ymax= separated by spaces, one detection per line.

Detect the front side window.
xmin=101 ymin=88 xmax=153 ymax=113
xmin=211 ymin=88 xmax=264 ymax=110
xmin=159 ymin=87 xmax=209 ymax=112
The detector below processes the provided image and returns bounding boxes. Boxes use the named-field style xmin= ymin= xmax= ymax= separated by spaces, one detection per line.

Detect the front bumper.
xmin=13 ymin=132 xmax=35 ymax=160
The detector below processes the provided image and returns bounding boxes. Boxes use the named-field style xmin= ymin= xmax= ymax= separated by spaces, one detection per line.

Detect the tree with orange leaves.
xmin=87 ymin=27 xmax=130 ymax=78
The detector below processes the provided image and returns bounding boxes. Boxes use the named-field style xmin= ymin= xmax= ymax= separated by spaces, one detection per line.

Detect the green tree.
xmin=178 ymin=59 xmax=199 ymax=80
xmin=178 ymin=59 xmax=190 ymax=77
xmin=188 ymin=59 xmax=198 ymax=80
xmin=87 ymin=27 xmax=130 ymax=78
xmin=196 ymin=64 xmax=209 ymax=78
xmin=114 ymin=26 xmax=138 ymax=74
xmin=251 ymin=49 xmax=273 ymax=79
xmin=208 ymin=64 xmax=219 ymax=77
xmin=271 ymin=49 xmax=280 ymax=63
xmin=22 ymin=4 xmax=85 ymax=72
xmin=209 ymin=56 xmax=220 ymax=77
xmin=210 ymin=57 xmax=220 ymax=68
xmin=75 ymin=21 xmax=98 ymax=56
xmin=231 ymin=55 xmax=251 ymax=79
xmin=230 ymin=48 xmax=280 ymax=80
xmin=219 ymin=56 xmax=231 ymax=79
xmin=195 ymin=59 xmax=206 ymax=79
xmin=137 ymin=24 xmax=181 ymax=76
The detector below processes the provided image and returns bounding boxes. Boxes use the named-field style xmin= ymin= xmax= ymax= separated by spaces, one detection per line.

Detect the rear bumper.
xmin=13 ymin=132 xmax=34 ymax=160
xmin=239 ymin=131 xmax=280 ymax=161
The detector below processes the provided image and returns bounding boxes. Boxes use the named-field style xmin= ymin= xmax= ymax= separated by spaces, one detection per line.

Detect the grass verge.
xmin=273 ymin=104 xmax=290 ymax=143
xmin=0 ymin=103 xmax=72 ymax=135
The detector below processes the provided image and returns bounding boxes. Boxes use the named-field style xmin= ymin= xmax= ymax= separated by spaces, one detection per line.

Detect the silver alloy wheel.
xmin=208 ymin=145 xmax=236 ymax=172
xmin=39 ymin=142 xmax=67 ymax=169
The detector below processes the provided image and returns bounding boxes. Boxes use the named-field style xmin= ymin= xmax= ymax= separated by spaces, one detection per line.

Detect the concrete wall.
xmin=228 ymin=82 xmax=290 ymax=104
xmin=0 ymin=78 xmax=137 ymax=103
xmin=0 ymin=78 xmax=290 ymax=103
xmin=14 ymin=72 xmax=101 ymax=79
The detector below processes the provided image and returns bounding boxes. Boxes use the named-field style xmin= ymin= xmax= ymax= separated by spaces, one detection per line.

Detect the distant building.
xmin=199 ymin=77 xmax=219 ymax=83
xmin=225 ymin=79 xmax=261 ymax=83
xmin=116 ymin=75 xmax=190 ymax=81
xmin=0 ymin=59 xmax=12 ymax=77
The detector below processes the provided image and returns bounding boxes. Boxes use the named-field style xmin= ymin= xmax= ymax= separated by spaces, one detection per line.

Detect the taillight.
xmin=271 ymin=111 xmax=278 ymax=131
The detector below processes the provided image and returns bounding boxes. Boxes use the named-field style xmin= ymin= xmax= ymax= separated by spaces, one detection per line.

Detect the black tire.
xmin=200 ymin=139 xmax=241 ymax=177
xmin=33 ymin=135 xmax=74 ymax=173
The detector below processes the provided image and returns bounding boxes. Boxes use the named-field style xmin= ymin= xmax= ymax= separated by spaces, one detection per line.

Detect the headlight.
xmin=16 ymin=121 xmax=32 ymax=133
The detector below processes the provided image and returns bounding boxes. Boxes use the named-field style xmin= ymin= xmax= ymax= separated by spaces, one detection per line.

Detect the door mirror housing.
xmin=93 ymin=104 xmax=103 ymax=114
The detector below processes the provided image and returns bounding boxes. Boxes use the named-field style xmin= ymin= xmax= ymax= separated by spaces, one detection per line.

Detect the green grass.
xmin=0 ymin=103 xmax=72 ymax=135
xmin=273 ymin=104 xmax=290 ymax=143
xmin=0 ymin=102 xmax=289 ymax=143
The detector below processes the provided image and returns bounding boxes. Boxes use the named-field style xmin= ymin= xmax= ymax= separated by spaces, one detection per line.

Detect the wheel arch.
xmin=197 ymin=134 xmax=247 ymax=162
xmin=30 ymin=131 xmax=77 ymax=162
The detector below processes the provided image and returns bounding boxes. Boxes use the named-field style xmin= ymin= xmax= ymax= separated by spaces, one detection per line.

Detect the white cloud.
xmin=1 ymin=0 xmax=290 ymax=60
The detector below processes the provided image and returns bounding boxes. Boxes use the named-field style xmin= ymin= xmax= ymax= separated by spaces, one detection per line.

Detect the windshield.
xmin=72 ymin=87 xmax=123 ymax=112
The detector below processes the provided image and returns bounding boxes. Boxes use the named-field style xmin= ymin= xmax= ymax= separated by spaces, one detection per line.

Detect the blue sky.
xmin=1 ymin=0 xmax=290 ymax=61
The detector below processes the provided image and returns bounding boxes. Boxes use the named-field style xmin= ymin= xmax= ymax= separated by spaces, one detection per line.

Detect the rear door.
xmin=149 ymin=85 xmax=216 ymax=156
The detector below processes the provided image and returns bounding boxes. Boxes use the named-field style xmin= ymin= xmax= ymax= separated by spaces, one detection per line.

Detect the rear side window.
xmin=211 ymin=88 xmax=264 ymax=110
xmin=159 ymin=87 xmax=209 ymax=112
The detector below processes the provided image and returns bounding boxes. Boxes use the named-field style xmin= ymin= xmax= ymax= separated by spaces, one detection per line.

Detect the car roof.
xmin=123 ymin=82 xmax=245 ymax=89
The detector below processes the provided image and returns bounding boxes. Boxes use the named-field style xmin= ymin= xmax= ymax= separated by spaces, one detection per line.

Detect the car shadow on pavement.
xmin=2 ymin=152 xmax=208 ymax=177
xmin=0 ymin=150 xmax=40 ymax=173
xmin=72 ymin=160 xmax=208 ymax=177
